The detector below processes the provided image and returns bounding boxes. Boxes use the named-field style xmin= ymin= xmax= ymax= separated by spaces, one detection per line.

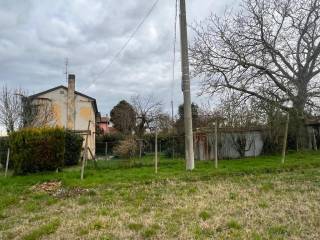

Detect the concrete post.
xmin=180 ymin=0 xmax=195 ymax=170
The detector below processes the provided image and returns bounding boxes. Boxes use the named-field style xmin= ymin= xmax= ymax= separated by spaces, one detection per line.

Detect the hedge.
xmin=8 ymin=128 xmax=84 ymax=175
xmin=0 ymin=137 xmax=9 ymax=168
xmin=64 ymin=131 xmax=83 ymax=166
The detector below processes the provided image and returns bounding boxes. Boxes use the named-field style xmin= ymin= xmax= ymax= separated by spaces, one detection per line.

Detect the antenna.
xmin=65 ymin=58 xmax=69 ymax=82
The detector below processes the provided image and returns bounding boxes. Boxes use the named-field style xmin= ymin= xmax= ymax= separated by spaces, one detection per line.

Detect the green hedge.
xmin=64 ymin=131 xmax=83 ymax=166
xmin=9 ymin=128 xmax=84 ymax=174
xmin=0 ymin=137 xmax=9 ymax=168
xmin=9 ymin=128 xmax=65 ymax=174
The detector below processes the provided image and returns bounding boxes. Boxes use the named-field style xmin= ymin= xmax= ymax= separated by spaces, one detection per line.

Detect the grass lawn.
xmin=0 ymin=151 xmax=320 ymax=239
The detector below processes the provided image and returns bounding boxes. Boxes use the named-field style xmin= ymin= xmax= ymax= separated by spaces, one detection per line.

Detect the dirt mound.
xmin=31 ymin=181 xmax=62 ymax=194
xmin=31 ymin=181 xmax=90 ymax=198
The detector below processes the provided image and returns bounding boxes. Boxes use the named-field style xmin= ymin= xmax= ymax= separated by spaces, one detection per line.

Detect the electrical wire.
xmin=171 ymin=0 xmax=178 ymax=103
xmin=171 ymin=0 xmax=179 ymax=160
xmin=83 ymin=0 xmax=160 ymax=91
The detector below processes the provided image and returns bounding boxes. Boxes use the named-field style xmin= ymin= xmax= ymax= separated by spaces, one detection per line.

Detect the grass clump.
xmin=128 ymin=223 xmax=143 ymax=232
xmin=199 ymin=211 xmax=211 ymax=221
xmin=227 ymin=219 xmax=242 ymax=230
xmin=268 ymin=225 xmax=289 ymax=237
xmin=22 ymin=219 xmax=60 ymax=240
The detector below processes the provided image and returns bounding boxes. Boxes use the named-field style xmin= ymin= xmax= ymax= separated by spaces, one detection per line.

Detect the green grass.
xmin=0 ymin=151 xmax=320 ymax=239
xmin=22 ymin=219 xmax=60 ymax=240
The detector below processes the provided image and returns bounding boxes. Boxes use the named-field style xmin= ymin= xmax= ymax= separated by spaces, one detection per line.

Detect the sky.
xmin=0 ymin=0 xmax=239 ymax=116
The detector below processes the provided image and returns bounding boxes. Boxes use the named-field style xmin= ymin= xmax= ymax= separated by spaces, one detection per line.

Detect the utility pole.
xmin=180 ymin=0 xmax=194 ymax=170
xmin=171 ymin=100 xmax=175 ymax=160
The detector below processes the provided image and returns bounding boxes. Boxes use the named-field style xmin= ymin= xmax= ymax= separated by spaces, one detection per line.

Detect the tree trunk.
xmin=289 ymin=101 xmax=308 ymax=151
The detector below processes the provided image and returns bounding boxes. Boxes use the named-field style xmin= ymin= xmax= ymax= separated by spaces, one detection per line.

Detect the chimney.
xmin=67 ymin=74 xmax=75 ymax=129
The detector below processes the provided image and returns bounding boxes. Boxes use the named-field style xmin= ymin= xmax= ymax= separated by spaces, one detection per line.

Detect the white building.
xmin=29 ymin=74 xmax=99 ymax=157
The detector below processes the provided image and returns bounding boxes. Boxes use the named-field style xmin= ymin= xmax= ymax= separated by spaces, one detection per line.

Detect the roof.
xmin=305 ymin=117 xmax=320 ymax=126
xmin=98 ymin=116 xmax=110 ymax=123
xmin=28 ymin=85 xmax=99 ymax=116
xmin=195 ymin=126 xmax=268 ymax=134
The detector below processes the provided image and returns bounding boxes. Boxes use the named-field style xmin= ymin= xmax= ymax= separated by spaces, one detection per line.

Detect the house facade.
xmin=97 ymin=115 xmax=110 ymax=134
xmin=29 ymin=74 xmax=99 ymax=157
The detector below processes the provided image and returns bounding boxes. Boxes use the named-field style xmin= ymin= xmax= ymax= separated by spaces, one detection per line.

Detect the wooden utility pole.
xmin=180 ymin=0 xmax=194 ymax=170
xmin=4 ymin=148 xmax=10 ymax=177
xmin=155 ymin=127 xmax=158 ymax=174
xmin=281 ymin=113 xmax=290 ymax=164
xmin=214 ymin=119 xmax=218 ymax=169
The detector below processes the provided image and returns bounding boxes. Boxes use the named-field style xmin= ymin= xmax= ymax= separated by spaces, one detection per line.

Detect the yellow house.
xmin=29 ymin=74 xmax=99 ymax=157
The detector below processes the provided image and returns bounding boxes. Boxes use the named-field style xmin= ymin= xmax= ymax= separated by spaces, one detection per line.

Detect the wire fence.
xmin=95 ymin=135 xmax=186 ymax=160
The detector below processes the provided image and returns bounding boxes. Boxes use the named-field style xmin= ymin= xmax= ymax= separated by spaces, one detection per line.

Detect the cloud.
xmin=0 ymin=0 xmax=239 ymax=116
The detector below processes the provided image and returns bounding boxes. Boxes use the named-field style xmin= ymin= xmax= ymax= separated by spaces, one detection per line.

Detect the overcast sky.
xmin=0 ymin=0 xmax=239 ymax=116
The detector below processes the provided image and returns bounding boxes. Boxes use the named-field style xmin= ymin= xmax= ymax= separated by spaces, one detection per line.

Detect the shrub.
xmin=95 ymin=133 xmax=125 ymax=156
xmin=261 ymin=131 xmax=282 ymax=155
xmin=64 ymin=131 xmax=83 ymax=166
xmin=0 ymin=137 xmax=9 ymax=169
xmin=113 ymin=138 xmax=137 ymax=159
xmin=9 ymin=127 xmax=65 ymax=175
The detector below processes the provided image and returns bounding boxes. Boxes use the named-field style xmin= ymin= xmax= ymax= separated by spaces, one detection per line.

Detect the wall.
xmin=31 ymin=87 xmax=96 ymax=157
xmin=194 ymin=130 xmax=264 ymax=160
xmin=75 ymin=94 xmax=96 ymax=157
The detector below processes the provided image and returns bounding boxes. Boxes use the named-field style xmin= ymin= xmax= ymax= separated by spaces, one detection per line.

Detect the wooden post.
xmin=253 ymin=132 xmax=256 ymax=159
xmin=282 ymin=113 xmax=290 ymax=164
xmin=172 ymin=136 xmax=175 ymax=160
xmin=105 ymin=142 xmax=108 ymax=159
xmin=81 ymin=121 xmax=91 ymax=180
xmin=214 ymin=119 xmax=218 ymax=169
xmin=155 ymin=128 xmax=158 ymax=174
xmin=206 ymin=135 xmax=209 ymax=161
xmin=5 ymin=148 xmax=10 ymax=177
xmin=313 ymin=128 xmax=318 ymax=150
xmin=139 ymin=140 xmax=142 ymax=159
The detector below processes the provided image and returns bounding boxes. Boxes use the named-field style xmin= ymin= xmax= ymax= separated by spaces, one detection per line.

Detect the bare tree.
xmin=190 ymin=0 xmax=320 ymax=147
xmin=0 ymin=86 xmax=57 ymax=133
xmin=131 ymin=95 xmax=162 ymax=136
xmin=0 ymin=86 xmax=23 ymax=133
xmin=157 ymin=113 xmax=172 ymax=133
xmin=22 ymin=97 xmax=56 ymax=128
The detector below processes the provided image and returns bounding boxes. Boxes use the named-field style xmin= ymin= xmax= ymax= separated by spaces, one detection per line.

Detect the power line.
xmin=84 ymin=0 xmax=160 ymax=91
xmin=171 ymin=0 xmax=178 ymax=160
xmin=171 ymin=0 xmax=178 ymax=103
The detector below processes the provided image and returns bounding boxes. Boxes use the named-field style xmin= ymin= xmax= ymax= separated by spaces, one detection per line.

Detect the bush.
xmin=95 ymin=133 xmax=125 ymax=155
xmin=261 ymin=131 xmax=282 ymax=155
xmin=64 ymin=131 xmax=83 ymax=166
xmin=0 ymin=137 xmax=9 ymax=169
xmin=9 ymin=127 xmax=65 ymax=175
xmin=113 ymin=138 xmax=137 ymax=159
